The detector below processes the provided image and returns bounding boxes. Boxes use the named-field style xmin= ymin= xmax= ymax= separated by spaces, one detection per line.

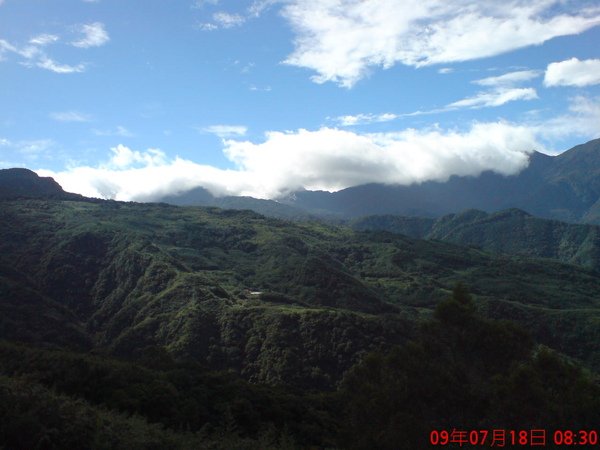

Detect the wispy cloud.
xmin=473 ymin=70 xmax=541 ymax=87
xmin=17 ymin=139 xmax=55 ymax=156
xmin=199 ymin=11 xmax=246 ymax=30
xmin=447 ymin=88 xmax=538 ymax=109
xmin=281 ymin=0 xmax=600 ymax=87
xmin=71 ymin=22 xmax=109 ymax=48
xmin=536 ymin=96 xmax=600 ymax=140
xmin=200 ymin=125 xmax=248 ymax=138
xmin=335 ymin=113 xmax=398 ymax=126
xmin=50 ymin=111 xmax=92 ymax=122
xmin=444 ymin=69 xmax=540 ymax=110
xmin=38 ymin=97 xmax=600 ymax=201
xmin=248 ymin=0 xmax=281 ymax=17
xmin=29 ymin=34 xmax=59 ymax=46
xmin=192 ymin=0 xmax=220 ymax=8
xmin=0 ymin=24 xmax=104 ymax=74
xmin=93 ymin=126 xmax=134 ymax=137
xmin=249 ymin=84 xmax=272 ymax=92
xmin=0 ymin=139 xmax=56 ymax=162
xmin=36 ymin=57 xmax=86 ymax=74
xmin=197 ymin=1 xmax=280 ymax=30
xmin=544 ymin=57 xmax=600 ymax=87
xmin=354 ymin=69 xmax=541 ymax=118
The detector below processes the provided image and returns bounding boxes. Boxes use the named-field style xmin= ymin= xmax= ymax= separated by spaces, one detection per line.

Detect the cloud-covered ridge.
xmin=36 ymin=96 xmax=600 ymax=202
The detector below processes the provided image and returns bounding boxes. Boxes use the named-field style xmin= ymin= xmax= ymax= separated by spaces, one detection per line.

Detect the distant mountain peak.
xmin=0 ymin=168 xmax=81 ymax=200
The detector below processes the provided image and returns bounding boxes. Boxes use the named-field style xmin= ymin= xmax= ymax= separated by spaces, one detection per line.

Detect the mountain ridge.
xmin=0 ymin=168 xmax=83 ymax=201
xmin=352 ymin=208 xmax=600 ymax=271
xmin=160 ymin=138 xmax=600 ymax=223
xmin=1 ymin=182 xmax=599 ymax=447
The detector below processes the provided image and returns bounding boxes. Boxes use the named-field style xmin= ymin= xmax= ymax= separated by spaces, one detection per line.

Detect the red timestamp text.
xmin=430 ymin=428 xmax=598 ymax=447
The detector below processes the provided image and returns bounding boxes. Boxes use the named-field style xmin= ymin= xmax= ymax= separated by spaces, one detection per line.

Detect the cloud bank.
xmin=40 ymin=123 xmax=536 ymax=201
xmin=281 ymin=0 xmax=600 ymax=87
xmin=36 ymin=97 xmax=600 ymax=202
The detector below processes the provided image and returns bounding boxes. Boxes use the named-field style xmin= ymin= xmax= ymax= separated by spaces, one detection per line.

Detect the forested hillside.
xmin=1 ymin=171 xmax=599 ymax=448
xmin=352 ymin=208 xmax=600 ymax=270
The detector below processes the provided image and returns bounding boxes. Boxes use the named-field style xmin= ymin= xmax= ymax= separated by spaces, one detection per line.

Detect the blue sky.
xmin=1 ymin=0 xmax=600 ymax=200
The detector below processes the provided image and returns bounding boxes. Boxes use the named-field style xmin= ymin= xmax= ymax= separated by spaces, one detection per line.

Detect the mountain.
xmin=158 ymin=138 xmax=600 ymax=224
xmin=352 ymin=208 xmax=600 ymax=270
xmin=160 ymin=186 xmax=320 ymax=221
xmin=282 ymin=138 xmax=600 ymax=223
xmin=1 ymin=189 xmax=599 ymax=447
xmin=1 ymin=197 xmax=600 ymax=373
xmin=0 ymin=168 xmax=83 ymax=201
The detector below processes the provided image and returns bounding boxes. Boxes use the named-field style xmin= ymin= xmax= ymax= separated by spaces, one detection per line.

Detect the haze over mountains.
xmin=163 ymin=138 xmax=600 ymax=224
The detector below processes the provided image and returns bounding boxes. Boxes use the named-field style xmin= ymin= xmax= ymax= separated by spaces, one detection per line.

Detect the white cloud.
xmin=34 ymin=97 xmax=600 ymax=202
xmin=0 ymin=39 xmax=16 ymax=53
xmin=440 ymin=69 xmax=541 ymax=111
xmin=438 ymin=67 xmax=453 ymax=74
xmin=201 ymin=125 xmax=248 ymax=138
xmin=0 ymin=139 xmax=56 ymax=162
xmin=249 ymin=84 xmax=272 ymax=92
xmin=544 ymin=57 xmax=600 ymax=87
xmin=0 ymin=41 xmax=12 ymax=61
xmin=1 ymin=33 xmax=89 ymax=74
xmin=36 ymin=57 xmax=85 ymax=74
xmin=474 ymin=70 xmax=541 ymax=87
xmin=50 ymin=111 xmax=91 ymax=122
xmin=198 ymin=22 xmax=219 ymax=31
xmin=336 ymin=113 xmax=398 ymax=126
xmin=248 ymin=0 xmax=281 ymax=17
xmin=29 ymin=34 xmax=59 ymax=46
xmin=106 ymin=144 xmax=166 ymax=169
xmin=447 ymin=88 xmax=538 ymax=109
xmin=17 ymin=139 xmax=54 ymax=156
xmin=214 ymin=12 xmax=245 ymax=28
xmin=92 ymin=126 xmax=134 ymax=137
xmin=0 ymin=138 xmax=56 ymax=164
xmin=534 ymin=96 xmax=600 ymax=140
xmin=200 ymin=11 xmax=246 ymax=30
xmin=71 ymin=22 xmax=109 ymax=48
xmin=36 ymin=124 xmax=540 ymax=201
xmin=192 ymin=0 xmax=220 ymax=8
xmin=281 ymin=0 xmax=600 ymax=87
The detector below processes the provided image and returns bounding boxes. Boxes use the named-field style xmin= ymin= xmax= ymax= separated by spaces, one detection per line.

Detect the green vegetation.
xmin=338 ymin=286 xmax=600 ymax=449
xmin=352 ymin=208 xmax=600 ymax=270
xmin=0 ymin=188 xmax=599 ymax=448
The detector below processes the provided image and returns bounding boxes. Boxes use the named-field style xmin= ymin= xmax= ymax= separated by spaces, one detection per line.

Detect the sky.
xmin=1 ymin=0 xmax=600 ymax=201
